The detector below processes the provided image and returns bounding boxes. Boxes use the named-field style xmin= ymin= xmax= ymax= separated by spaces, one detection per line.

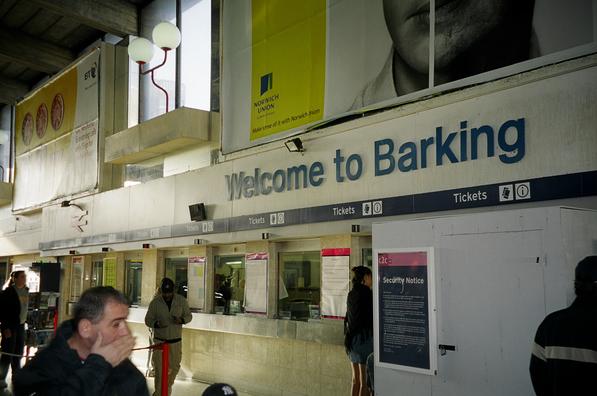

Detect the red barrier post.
xmin=161 ymin=342 xmax=169 ymax=396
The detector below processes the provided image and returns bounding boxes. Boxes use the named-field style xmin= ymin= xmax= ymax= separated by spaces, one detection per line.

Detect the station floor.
xmin=147 ymin=377 xmax=254 ymax=396
xmin=4 ymin=372 xmax=254 ymax=396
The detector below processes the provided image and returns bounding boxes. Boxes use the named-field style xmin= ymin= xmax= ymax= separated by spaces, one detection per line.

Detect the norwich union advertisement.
xmin=250 ymin=0 xmax=326 ymax=140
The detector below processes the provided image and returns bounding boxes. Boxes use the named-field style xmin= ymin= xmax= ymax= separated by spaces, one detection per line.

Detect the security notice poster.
xmin=376 ymin=248 xmax=437 ymax=375
xmin=321 ymin=248 xmax=350 ymax=319
xmin=244 ymin=252 xmax=268 ymax=314
xmin=188 ymin=256 xmax=206 ymax=310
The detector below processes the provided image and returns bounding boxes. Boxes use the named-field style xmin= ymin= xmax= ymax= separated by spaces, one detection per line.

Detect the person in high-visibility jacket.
xmin=530 ymin=256 xmax=597 ymax=395
xmin=145 ymin=278 xmax=192 ymax=396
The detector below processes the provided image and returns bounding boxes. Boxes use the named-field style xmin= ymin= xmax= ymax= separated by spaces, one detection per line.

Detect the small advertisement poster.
xmin=102 ymin=257 xmax=117 ymax=288
xmin=188 ymin=256 xmax=206 ymax=310
xmin=376 ymin=248 xmax=437 ymax=375
xmin=321 ymin=248 xmax=350 ymax=319
xmin=249 ymin=0 xmax=326 ymax=140
xmin=244 ymin=252 xmax=268 ymax=314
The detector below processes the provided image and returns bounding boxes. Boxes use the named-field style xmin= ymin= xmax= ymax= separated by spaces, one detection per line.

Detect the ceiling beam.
xmin=29 ymin=0 xmax=138 ymax=37
xmin=0 ymin=27 xmax=75 ymax=74
xmin=0 ymin=75 xmax=29 ymax=104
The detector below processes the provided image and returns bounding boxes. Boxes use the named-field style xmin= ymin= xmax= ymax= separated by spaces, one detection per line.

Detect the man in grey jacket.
xmin=144 ymin=278 xmax=192 ymax=396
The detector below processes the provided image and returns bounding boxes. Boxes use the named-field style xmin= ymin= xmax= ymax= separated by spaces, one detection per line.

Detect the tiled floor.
xmin=147 ymin=378 xmax=254 ymax=396
xmin=4 ymin=372 xmax=253 ymax=396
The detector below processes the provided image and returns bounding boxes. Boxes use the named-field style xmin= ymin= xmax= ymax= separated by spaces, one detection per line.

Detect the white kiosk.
xmin=372 ymin=206 xmax=597 ymax=396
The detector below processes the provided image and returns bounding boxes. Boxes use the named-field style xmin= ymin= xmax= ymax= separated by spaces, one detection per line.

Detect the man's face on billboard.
xmin=383 ymin=0 xmax=517 ymax=72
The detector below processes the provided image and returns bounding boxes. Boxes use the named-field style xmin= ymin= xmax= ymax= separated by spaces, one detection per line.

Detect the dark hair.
xmin=73 ymin=286 xmax=129 ymax=328
xmin=574 ymin=256 xmax=597 ymax=298
xmin=202 ymin=383 xmax=238 ymax=396
xmin=351 ymin=266 xmax=372 ymax=287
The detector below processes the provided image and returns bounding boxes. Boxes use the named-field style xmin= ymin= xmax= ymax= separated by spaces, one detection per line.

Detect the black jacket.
xmin=344 ymin=282 xmax=373 ymax=351
xmin=529 ymin=297 xmax=597 ymax=395
xmin=13 ymin=320 xmax=149 ymax=396
xmin=0 ymin=285 xmax=22 ymax=331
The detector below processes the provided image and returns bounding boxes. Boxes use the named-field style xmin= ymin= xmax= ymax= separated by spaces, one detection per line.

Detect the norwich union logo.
xmin=260 ymin=72 xmax=273 ymax=95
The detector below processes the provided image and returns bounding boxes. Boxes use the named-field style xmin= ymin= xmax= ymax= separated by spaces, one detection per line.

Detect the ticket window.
xmin=91 ymin=260 xmax=103 ymax=287
xmin=213 ymin=255 xmax=245 ymax=315
xmin=362 ymin=248 xmax=373 ymax=269
xmin=0 ymin=260 xmax=7 ymax=286
xmin=164 ymin=257 xmax=188 ymax=298
xmin=125 ymin=260 xmax=143 ymax=306
xmin=278 ymin=251 xmax=321 ymax=321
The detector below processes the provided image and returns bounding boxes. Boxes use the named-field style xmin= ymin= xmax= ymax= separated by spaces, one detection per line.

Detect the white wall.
xmin=38 ymin=56 xmax=597 ymax=249
xmin=372 ymin=207 xmax=597 ymax=396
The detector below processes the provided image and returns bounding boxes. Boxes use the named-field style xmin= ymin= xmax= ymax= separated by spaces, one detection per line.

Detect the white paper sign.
xmin=321 ymin=249 xmax=350 ymax=319
xmin=244 ymin=252 xmax=268 ymax=314
xmin=188 ymin=256 xmax=206 ymax=310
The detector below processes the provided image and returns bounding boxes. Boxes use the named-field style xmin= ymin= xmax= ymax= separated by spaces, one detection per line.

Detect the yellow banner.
xmin=15 ymin=50 xmax=99 ymax=156
xmin=15 ymin=70 xmax=77 ymax=155
xmin=250 ymin=0 xmax=326 ymax=140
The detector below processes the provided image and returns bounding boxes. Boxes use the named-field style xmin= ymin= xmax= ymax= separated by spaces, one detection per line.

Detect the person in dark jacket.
xmin=530 ymin=255 xmax=597 ymax=395
xmin=344 ymin=266 xmax=373 ymax=396
xmin=13 ymin=286 xmax=149 ymax=396
xmin=0 ymin=271 xmax=28 ymax=391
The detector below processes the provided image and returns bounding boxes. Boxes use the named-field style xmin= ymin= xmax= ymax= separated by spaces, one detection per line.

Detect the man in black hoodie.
xmin=530 ymin=256 xmax=597 ymax=395
xmin=13 ymin=286 xmax=149 ymax=396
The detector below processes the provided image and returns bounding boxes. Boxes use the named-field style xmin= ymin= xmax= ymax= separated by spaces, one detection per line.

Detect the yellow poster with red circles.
xmin=15 ymin=50 xmax=98 ymax=156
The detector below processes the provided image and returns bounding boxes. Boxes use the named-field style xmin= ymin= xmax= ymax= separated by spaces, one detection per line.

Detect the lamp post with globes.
xmin=127 ymin=21 xmax=181 ymax=113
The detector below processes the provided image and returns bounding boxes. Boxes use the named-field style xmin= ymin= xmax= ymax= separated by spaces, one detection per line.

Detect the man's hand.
xmin=171 ymin=316 xmax=184 ymax=325
xmin=90 ymin=332 xmax=135 ymax=367
xmin=2 ymin=329 xmax=12 ymax=338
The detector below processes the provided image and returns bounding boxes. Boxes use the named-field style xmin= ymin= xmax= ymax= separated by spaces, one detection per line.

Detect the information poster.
xmin=103 ymin=257 xmax=117 ymax=288
xmin=376 ymin=248 xmax=437 ymax=375
xmin=188 ymin=256 xmax=206 ymax=310
xmin=244 ymin=252 xmax=268 ymax=314
xmin=321 ymin=248 xmax=350 ymax=319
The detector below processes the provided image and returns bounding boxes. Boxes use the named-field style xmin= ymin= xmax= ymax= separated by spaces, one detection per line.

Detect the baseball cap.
xmin=575 ymin=256 xmax=597 ymax=283
xmin=160 ymin=277 xmax=174 ymax=293
xmin=202 ymin=383 xmax=237 ymax=396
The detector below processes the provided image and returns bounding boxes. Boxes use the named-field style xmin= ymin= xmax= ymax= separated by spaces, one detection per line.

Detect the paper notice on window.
xmin=245 ymin=252 xmax=268 ymax=314
xmin=321 ymin=248 xmax=350 ymax=319
xmin=188 ymin=256 xmax=206 ymax=310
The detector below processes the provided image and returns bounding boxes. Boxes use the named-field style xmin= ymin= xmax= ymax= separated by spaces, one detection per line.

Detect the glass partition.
xmin=91 ymin=260 xmax=103 ymax=287
xmin=165 ymin=257 xmax=188 ymax=298
xmin=125 ymin=260 xmax=143 ymax=305
xmin=278 ymin=251 xmax=321 ymax=321
xmin=213 ymin=255 xmax=245 ymax=315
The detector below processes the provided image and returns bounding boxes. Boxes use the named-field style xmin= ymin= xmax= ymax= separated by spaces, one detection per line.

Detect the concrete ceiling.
xmin=0 ymin=0 xmax=150 ymax=105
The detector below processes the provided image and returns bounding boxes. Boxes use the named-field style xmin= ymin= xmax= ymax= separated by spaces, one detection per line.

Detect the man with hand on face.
xmin=13 ymin=286 xmax=148 ymax=396
xmin=145 ymin=278 xmax=192 ymax=396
